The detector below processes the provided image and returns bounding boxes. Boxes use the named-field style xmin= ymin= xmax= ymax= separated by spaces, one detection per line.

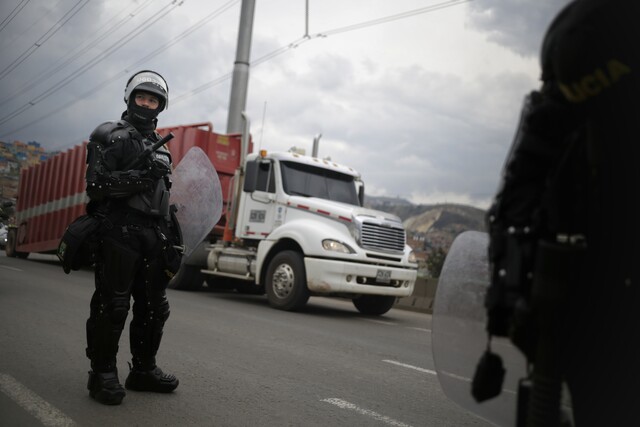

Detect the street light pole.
xmin=226 ymin=0 xmax=256 ymax=134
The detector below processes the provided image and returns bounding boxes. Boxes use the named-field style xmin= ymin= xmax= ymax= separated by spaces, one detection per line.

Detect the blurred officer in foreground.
xmin=83 ymin=70 xmax=182 ymax=405
xmin=482 ymin=0 xmax=640 ymax=425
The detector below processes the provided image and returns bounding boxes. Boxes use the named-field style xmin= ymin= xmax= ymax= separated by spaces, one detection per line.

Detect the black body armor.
xmin=86 ymin=120 xmax=172 ymax=217
xmin=482 ymin=0 xmax=640 ymax=425
xmin=84 ymin=117 xmax=182 ymax=374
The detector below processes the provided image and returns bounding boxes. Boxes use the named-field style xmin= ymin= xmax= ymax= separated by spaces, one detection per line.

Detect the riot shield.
xmin=170 ymin=147 xmax=222 ymax=258
xmin=432 ymin=231 xmax=526 ymax=427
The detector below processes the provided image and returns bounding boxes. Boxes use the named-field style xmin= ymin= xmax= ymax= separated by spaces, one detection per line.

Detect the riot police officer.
xmin=84 ymin=70 xmax=182 ymax=405
xmin=484 ymin=0 xmax=640 ymax=425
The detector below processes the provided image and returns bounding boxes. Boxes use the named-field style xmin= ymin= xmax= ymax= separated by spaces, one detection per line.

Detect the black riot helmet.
xmin=124 ymin=70 xmax=169 ymax=123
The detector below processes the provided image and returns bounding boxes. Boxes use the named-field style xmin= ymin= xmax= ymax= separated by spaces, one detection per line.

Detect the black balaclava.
xmin=123 ymin=90 xmax=162 ymax=134
xmin=122 ymin=71 xmax=169 ymax=134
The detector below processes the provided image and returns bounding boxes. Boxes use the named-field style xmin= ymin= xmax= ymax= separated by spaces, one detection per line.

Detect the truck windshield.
xmin=280 ymin=161 xmax=360 ymax=206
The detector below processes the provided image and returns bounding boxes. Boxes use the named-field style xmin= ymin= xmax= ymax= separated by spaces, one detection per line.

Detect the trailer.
xmin=7 ymin=121 xmax=417 ymax=315
xmin=5 ymin=122 xmax=242 ymax=257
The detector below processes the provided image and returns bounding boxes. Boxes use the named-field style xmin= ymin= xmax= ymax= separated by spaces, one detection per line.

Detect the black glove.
xmin=146 ymin=153 xmax=171 ymax=179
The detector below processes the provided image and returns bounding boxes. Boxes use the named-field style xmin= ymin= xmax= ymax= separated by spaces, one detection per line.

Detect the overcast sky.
xmin=0 ymin=0 xmax=571 ymax=209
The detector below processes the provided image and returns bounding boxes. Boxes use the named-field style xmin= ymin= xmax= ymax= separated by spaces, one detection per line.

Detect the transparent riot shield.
xmin=170 ymin=147 xmax=222 ymax=257
xmin=432 ymin=231 xmax=527 ymax=426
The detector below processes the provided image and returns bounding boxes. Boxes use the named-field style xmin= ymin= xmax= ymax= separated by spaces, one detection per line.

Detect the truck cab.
xmin=202 ymin=149 xmax=418 ymax=315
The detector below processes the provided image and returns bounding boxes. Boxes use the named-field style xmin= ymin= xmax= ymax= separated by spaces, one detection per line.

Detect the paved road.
xmin=0 ymin=252 xmax=489 ymax=427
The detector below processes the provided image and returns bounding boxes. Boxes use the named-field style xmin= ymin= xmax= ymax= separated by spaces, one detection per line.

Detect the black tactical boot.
xmin=125 ymin=365 xmax=179 ymax=393
xmin=87 ymin=370 xmax=126 ymax=405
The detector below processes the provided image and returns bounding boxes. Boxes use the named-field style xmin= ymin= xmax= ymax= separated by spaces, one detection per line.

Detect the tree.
xmin=427 ymin=247 xmax=447 ymax=278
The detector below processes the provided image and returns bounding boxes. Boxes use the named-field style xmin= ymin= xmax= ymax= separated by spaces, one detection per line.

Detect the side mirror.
xmin=358 ymin=183 xmax=365 ymax=207
xmin=243 ymin=160 xmax=259 ymax=193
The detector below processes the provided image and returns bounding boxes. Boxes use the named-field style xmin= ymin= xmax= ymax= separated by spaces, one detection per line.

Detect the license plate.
xmin=376 ymin=269 xmax=391 ymax=284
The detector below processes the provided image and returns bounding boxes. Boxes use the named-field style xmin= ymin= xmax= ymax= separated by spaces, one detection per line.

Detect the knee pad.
xmin=146 ymin=295 xmax=170 ymax=323
xmin=110 ymin=298 xmax=130 ymax=325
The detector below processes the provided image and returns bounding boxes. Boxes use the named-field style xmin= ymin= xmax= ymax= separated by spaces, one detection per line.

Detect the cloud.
xmin=466 ymin=0 xmax=572 ymax=57
xmin=0 ymin=0 xmax=567 ymax=209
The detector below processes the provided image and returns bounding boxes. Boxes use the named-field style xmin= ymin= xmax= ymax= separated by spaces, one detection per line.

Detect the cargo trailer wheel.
xmin=6 ymin=228 xmax=28 ymax=259
xmin=265 ymin=250 xmax=309 ymax=311
xmin=168 ymin=263 xmax=204 ymax=291
xmin=352 ymin=295 xmax=396 ymax=316
xmin=5 ymin=229 xmax=15 ymax=257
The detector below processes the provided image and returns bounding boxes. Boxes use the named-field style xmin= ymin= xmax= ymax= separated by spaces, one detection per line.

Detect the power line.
xmin=0 ymin=0 xmax=155 ymax=105
xmin=0 ymin=0 xmax=90 ymax=81
xmin=319 ymin=0 xmax=471 ymax=37
xmin=0 ymin=0 xmax=30 ymax=35
xmin=0 ymin=0 xmax=471 ymax=138
xmin=0 ymin=0 xmax=239 ymax=138
xmin=173 ymin=0 xmax=473 ymax=103
xmin=0 ymin=0 xmax=68 ymax=56
xmin=171 ymin=35 xmax=311 ymax=105
xmin=0 ymin=0 xmax=184 ymax=127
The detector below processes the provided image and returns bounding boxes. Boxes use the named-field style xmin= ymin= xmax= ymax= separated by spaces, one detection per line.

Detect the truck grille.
xmin=360 ymin=221 xmax=405 ymax=253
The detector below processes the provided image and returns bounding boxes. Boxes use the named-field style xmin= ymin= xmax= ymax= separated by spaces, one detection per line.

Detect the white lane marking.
xmin=360 ymin=319 xmax=431 ymax=333
xmin=361 ymin=318 xmax=397 ymax=326
xmin=383 ymin=359 xmax=436 ymax=375
xmin=440 ymin=370 xmax=517 ymax=395
xmin=406 ymin=327 xmax=430 ymax=333
xmin=0 ymin=265 xmax=23 ymax=272
xmin=0 ymin=373 xmax=76 ymax=427
xmin=441 ymin=370 xmax=471 ymax=382
xmin=322 ymin=398 xmax=413 ymax=427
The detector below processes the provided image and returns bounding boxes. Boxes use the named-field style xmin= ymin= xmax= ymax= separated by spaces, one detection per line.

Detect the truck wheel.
xmin=265 ymin=250 xmax=309 ymax=311
xmin=352 ymin=295 xmax=396 ymax=316
xmin=5 ymin=229 xmax=15 ymax=257
xmin=168 ymin=263 xmax=204 ymax=291
xmin=5 ymin=228 xmax=28 ymax=259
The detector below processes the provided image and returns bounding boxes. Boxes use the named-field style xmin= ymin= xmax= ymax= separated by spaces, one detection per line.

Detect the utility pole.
xmin=226 ymin=0 xmax=256 ymax=134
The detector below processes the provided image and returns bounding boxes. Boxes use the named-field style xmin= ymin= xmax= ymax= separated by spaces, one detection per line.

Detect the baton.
xmin=124 ymin=131 xmax=175 ymax=170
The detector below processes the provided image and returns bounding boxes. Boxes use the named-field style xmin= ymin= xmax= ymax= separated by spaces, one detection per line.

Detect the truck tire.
xmin=265 ymin=250 xmax=309 ymax=311
xmin=168 ymin=263 xmax=204 ymax=291
xmin=352 ymin=295 xmax=396 ymax=316
xmin=6 ymin=228 xmax=28 ymax=259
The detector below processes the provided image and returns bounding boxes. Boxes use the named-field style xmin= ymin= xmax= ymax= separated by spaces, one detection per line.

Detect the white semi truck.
xmin=171 ymin=135 xmax=417 ymax=316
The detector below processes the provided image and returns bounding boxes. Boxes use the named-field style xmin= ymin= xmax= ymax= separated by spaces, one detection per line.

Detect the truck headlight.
xmin=322 ymin=239 xmax=355 ymax=254
xmin=408 ymin=250 xmax=417 ymax=263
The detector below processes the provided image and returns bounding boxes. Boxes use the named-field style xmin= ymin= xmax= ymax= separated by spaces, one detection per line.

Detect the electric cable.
xmin=0 ymin=0 xmax=238 ymax=138
xmin=0 ymin=0 xmax=30 ymax=35
xmin=174 ymin=0 xmax=472 ymax=103
xmin=0 ymin=0 xmax=66 ymax=54
xmin=0 ymin=0 xmax=470 ymax=138
xmin=0 ymin=0 xmax=184 ymax=127
xmin=0 ymin=0 xmax=90 ymax=81
xmin=0 ymin=0 xmax=155 ymax=105
xmin=319 ymin=0 xmax=471 ymax=37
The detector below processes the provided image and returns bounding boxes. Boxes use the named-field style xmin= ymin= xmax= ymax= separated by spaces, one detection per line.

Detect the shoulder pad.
xmin=89 ymin=121 xmax=118 ymax=145
xmin=89 ymin=121 xmax=133 ymax=146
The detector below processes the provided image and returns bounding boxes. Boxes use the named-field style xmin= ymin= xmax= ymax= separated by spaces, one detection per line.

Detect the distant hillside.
xmin=364 ymin=196 xmax=486 ymax=256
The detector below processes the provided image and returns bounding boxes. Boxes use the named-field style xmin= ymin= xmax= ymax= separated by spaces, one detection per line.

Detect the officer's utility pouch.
xmin=161 ymin=207 xmax=184 ymax=279
xmin=471 ymin=345 xmax=506 ymax=402
xmin=57 ymin=214 xmax=102 ymax=274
